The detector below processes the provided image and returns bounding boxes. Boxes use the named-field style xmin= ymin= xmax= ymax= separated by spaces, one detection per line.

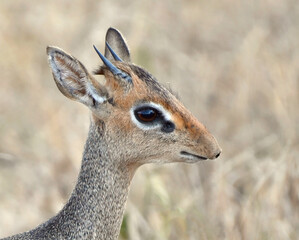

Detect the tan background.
xmin=0 ymin=0 xmax=298 ymax=239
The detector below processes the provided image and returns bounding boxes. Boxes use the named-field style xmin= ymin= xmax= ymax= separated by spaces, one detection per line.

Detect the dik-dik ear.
xmin=47 ymin=46 xmax=108 ymax=108
xmin=104 ymin=28 xmax=131 ymax=62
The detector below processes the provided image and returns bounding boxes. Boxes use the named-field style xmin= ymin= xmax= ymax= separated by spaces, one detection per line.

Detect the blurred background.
xmin=0 ymin=0 xmax=298 ymax=239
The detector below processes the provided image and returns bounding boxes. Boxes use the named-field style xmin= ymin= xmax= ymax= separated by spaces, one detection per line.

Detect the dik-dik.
xmin=2 ymin=28 xmax=221 ymax=240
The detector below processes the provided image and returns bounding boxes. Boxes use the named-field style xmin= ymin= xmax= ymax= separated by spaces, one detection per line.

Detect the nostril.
xmin=215 ymin=152 xmax=221 ymax=159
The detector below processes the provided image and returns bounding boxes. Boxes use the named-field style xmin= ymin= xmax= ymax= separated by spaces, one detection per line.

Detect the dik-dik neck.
xmin=67 ymin=121 xmax=131 ymax=239
xmin=31 ymin=121 xmax=132 ymax=240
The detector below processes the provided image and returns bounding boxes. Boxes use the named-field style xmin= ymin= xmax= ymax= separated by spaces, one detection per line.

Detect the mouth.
xmin=180 ymin=151 xmax=208 ymax=161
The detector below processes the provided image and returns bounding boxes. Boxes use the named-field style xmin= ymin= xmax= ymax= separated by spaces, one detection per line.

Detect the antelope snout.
xmin=210 ymin=148 xmax=222 ymax=160
xmin=214 ymin=151 xmax=221 ymax=159
xmin=199 ymin=133 xmax=222 ymax=160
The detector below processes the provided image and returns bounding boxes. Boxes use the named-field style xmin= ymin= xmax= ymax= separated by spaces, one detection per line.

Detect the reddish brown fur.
xmin=102 ymin=62 xmax=211 ymax=142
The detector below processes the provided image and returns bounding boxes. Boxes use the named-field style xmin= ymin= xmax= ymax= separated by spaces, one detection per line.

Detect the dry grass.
xmin=0 ymin=0 xmax=298 ymax=239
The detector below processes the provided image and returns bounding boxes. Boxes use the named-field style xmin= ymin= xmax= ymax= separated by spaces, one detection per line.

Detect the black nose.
xmin=215 ymin=152 xmax=221 ymax=159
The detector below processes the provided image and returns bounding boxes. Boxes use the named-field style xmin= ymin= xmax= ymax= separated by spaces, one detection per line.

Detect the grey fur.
xmin=3 ymin=122 xmax=130 ymax=240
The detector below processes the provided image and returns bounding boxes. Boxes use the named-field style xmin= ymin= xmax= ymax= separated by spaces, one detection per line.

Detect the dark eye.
xmin=135 ymin=108 xmax=158 ymax=123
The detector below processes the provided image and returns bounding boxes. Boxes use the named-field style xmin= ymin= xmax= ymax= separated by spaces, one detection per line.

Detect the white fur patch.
xmin=130 ymin=102 xmax=172 ymax=130
xmin=87 ymin=82 xmax=106 ymax=104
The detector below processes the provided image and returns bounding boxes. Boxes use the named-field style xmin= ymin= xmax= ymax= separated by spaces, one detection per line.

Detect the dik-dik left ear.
xmin=47 ymin=46 xmax=108 ymax=108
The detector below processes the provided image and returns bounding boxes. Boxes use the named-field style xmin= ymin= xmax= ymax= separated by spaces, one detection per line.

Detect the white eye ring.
xmin=130 ymin=102 xmax=172 ymax=130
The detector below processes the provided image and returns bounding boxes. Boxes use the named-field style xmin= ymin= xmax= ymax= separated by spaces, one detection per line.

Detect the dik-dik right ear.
xmin=104 ymin=27 xmax=131 ymax=62
xmin=47 ymin=46 xmax=108 ymax=108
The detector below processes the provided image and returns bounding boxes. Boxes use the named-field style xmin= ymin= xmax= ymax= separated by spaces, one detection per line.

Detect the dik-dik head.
xmin=47 ymin=28 xmax=221 ymax=167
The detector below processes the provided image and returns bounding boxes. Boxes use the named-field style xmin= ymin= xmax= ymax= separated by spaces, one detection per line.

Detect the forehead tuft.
xmin=130 ymin=64 xmax=173 ymax=102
